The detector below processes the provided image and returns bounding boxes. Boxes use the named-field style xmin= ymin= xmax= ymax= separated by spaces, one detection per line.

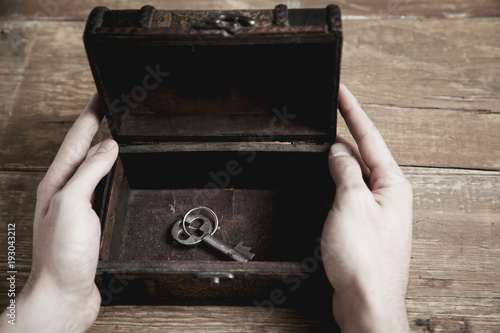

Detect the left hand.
xmin=1 ymin=93 xmax=118 ymax=332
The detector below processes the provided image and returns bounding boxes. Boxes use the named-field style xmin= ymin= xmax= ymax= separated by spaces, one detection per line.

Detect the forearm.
xmin=333 ymin=287 xmax=409 ymax=333
xmin=0 ymin=276 xmax=100 ymax=333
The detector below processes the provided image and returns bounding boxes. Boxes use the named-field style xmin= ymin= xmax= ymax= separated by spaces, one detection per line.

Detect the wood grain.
xmin=1 ymin=168 xmax=499 ymax=331
xmin=0 ymin=19 xmax=499 ymax=171
xmin=89 ymin=305 xmax=337 ymax=332
xmin=337 ymin=105 xmax=500 ymax=170
xmin=0 ymin=0 xmax=499 ymax=21
xmin=89 ymin=303 xmax=500 ymax=332
xmin=1 ymin=1 xmax=499 ymax=331
xmin=342 ymin=18 xmax=500 ymax=113
xmin=0 ymin=21 xmax=38 ymax=132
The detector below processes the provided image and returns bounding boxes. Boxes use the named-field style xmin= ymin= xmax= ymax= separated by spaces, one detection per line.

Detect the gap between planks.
xmin=0 ymin=0 xmax=499 ymax=21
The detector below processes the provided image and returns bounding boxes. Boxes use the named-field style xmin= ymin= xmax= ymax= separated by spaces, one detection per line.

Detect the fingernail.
xmin=96 ymin=139 xmax=115 ymax=153
xmin=330 ymin=143 xmax=352 ymax=157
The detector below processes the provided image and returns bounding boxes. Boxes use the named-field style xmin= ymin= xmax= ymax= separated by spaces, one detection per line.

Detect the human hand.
xmin=0 ymin=93 xmax=118 ymax=332
xmin=321 ymin=85 xmax=413 ymax=332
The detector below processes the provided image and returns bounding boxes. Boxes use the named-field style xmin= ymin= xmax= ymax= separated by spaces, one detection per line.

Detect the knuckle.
xmin=80 ymin=155 xmax=109 ymax=177
xmin=49 ymin=188 xmax=69 ymax=209
xmin=377 ymin=171 xmax=413 ymax=196
xmin=334 ymin=183 xmax=370 ymax=207
xmin=333 ymin=156 xmax=360 ymax=174
xmin=348 ymin=182 xmax=369 ymax=193
xmin=36 ymin=177 xmax=47 ymax=198
xmin=49 ymin=190 xmax=63 ymax=206
xmin=341 ymin=185 xmax=370 ymax=203
xmin=399 ymin=176 xmax=413 ymax=196
xmin=354 ymin=123 xmax=376 ymax=145
xmin=391 ymin=170 xmax=412 ymax=189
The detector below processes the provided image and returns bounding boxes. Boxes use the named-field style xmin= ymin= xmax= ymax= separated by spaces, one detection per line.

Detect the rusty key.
xmin=171 ymin=210 xmax=255 ymax=262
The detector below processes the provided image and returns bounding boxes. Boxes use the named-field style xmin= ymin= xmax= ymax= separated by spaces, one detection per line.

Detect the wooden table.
xmin=1 ymin=1 xmax=499 ymax=331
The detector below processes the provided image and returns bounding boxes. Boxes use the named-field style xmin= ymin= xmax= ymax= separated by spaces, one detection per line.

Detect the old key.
xmin=171 ymin=207 xmax=255 ymax=262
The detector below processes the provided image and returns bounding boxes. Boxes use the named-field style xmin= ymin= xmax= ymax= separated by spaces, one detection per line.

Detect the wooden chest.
xmin=84 ymin=4 xmax=342 ymax=306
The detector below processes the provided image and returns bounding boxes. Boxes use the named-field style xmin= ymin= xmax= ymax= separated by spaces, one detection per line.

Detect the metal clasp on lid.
xmin=193 ymin=14 xmax=256 ymax=33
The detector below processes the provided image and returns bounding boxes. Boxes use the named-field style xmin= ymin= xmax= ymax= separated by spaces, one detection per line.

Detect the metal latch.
xmin=193 ymin=14 xmax=256 ymax=33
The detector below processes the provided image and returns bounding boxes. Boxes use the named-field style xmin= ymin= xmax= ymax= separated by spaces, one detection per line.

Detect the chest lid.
xmin=84 ymin=4 xmax=342 ymax=145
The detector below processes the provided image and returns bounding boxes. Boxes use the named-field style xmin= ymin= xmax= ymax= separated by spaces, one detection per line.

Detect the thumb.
xmin=63 ymin=139 xmax=118 ymax=200
xmin=328 ymin=143 xmax=366 ymax=189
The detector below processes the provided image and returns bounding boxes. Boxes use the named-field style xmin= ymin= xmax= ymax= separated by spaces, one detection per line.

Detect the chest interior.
xmin=86 ymin=4 xmax=342 ymax=304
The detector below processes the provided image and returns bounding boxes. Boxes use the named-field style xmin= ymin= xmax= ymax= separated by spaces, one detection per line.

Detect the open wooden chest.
xmin=84 ymin=4 xmax=342 ymax=305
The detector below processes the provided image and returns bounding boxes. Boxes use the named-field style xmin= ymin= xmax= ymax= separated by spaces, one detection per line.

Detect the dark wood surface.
xmin=0 ymin=1 xmax=499 ymax=332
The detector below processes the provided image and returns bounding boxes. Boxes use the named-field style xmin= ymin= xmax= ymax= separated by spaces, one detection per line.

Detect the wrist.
xmin=1 ymin=272 xmax=100 ymax=332
xmin=333 ymin=283 xmax=409 ymax=333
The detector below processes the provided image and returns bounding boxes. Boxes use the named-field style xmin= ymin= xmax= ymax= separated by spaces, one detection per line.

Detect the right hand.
xmin=321 ymin=85 xmax=413 ymax=332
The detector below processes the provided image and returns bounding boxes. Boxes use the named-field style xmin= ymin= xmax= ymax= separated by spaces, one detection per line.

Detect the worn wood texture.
xmin=1 ymin=168 xmax=499 ymax=331
xmin=1 ymin=1 xmax=499 ymax=331
xmin=0 ymin=19 xmax=499 ymax=171
xmin=90 ymin=305 xmax=337 ymax=332
xmin=1 ymin=0 xmax=499 ymax=21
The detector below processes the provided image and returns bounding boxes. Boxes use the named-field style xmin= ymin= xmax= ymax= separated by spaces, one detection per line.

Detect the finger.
xmin=335 ymin=135 xmax=370 ymax=180
xmin=85 ymin=137 xmax=113 ymax=205
xmin=85 ymin=136 xmax=112 ymax=159
xmin=63 ymin=139 xmax=118 ymax=201
xmin=328 ymin=142 xmax=367 ymax=191
xmin=42 ymin=93 xmax=102 ymax=197
xmin=338 ymin=85 xmax=401 ymax=175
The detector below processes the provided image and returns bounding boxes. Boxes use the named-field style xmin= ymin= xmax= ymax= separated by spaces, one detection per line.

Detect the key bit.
xmin=234 ymin=241 xmax=255 ymax=261
xmin=201 ymin=234 xmax=255 ymax=262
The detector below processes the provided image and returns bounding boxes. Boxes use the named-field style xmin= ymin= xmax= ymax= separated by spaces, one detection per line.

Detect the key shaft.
xmin=202 ymin=234 xmax=253 ymax=262
xmin=171 ymin=210 xmax=255 ymax=262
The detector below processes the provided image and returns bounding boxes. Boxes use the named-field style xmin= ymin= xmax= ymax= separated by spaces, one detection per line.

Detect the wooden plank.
xmin=409 ymin=168 xmax=500 ymax=300
xmin=0 ymin=168 xmax=499 ymax=331
xmin=88 ymin=302 xmax=500 ymax=332
xmin=342 ymin=18 xmax=500 ymax=113
xmin=0 ymin=21 xmax=105 ymax=171
xmin=0 ymin=0 xmax=499 ymax=21
xmin=89 ymin=305 xmax=337 ymax=332
xmin=337 ymin=105 xmax=500 ymax=170
xmin=408 ymin=168 xmax=500 ymax=332
xmin=1 ymin=19 xmax=499 ymax=171
xmin=338 ymin=11 xmax=499 ymax=171
xmin=0 ymin=21 xmax=38 ymax=131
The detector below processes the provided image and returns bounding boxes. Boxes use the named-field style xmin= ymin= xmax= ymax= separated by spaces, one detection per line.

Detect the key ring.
xmin=182 ymin=206 xmax=219 ymax=237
